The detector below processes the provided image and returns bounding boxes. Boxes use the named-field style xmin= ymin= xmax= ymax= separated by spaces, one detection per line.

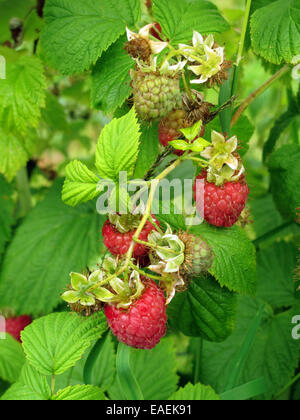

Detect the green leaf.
xmin=52 ymin=385 xmax=105 ymax=401
xmin=170 ymin=383 xmax=220 ymax=400
xmin=251 ymin=0 xmax=300 ymax=64
xmin=168 ymin=275 xmax=237 ymax=342
xmin=84 ymin=333 xmax=116 ymax=391
xmin=0 ymin=53 xmax=46 ymax=135
xmin=249 ymin=194 xmax=284 ymax=239
xmin=109 ymin=338 xmax=178 ymax=400
xmin=40 ymin=0 xmax=141 ymax=75
xmin=0 ymin=129 xmax=37 ymax=181
xmin=190 ymin=224 xmax=257 ymax=295
xmin=62 ymin=160 xmax=100 ymax=207
xmin=22 ymin=312 xmax=107 ymax=376
xmin=257 ymin=242 xmax=299 ymax=307
xmin=92 ymin=36 xmax=134 ymax=113
xmin=0 ymin=180 xmax=106 ymax=315
xmin=263 ymin=91 xmax=300 ymax=161
xmin=134 ymin=123 xmax=160 ymax=179
xmin=231 ymin=114 xmax=255 ymax=156
xmin=0 ymin=334 xmax=25 ymax=383
xmin=153 ymin=0 xmax=230 ymax=45
xmin=0 ymin=175 xmax=13 ymax=263
xmin=169 ymin=140 xmax=191 ymax=151
xmin=19 ymin=363 xmax=51 ymax=401
xmin=220 ymin=378 xmax=269 ymax=401
xmin=1 ymin=382 xmax=41 ymax=401
xmin=200 ymin=298 xmax=300 ymax=397
xmin=95 ymin=108 xmax=141 ymax=181
xmin=268 ymin=144 xmax=300 ymax=220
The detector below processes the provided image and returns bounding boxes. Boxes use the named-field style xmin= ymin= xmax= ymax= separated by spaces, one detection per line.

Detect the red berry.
xmin=146 ymin=0 xmax=152 ymax=9
xmin=150 ymin=23 xmax=163 ymax=41
xmin=2 ymin=316 xmax=32 ymax=342
xmin=104 ymin=280 xmax=167 ymax=349
xmin=102 ymin=218 xmax=159 ymax=257
xmin=194 ymin=172 xmax=249 ymax=227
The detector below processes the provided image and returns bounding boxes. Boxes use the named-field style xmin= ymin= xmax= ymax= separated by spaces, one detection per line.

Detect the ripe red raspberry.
xmin=102 ymin=218 xmax=159 ymax=257
xmin=1 ymin=316 xmax=32 ymax=342
xmin=194 ymin=172 xmax=249 ymax=227
xmin=104 ymin=280 xmax=167 ymax=349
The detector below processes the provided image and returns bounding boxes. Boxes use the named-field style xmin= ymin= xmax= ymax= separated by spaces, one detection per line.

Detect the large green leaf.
xmin=0 ymin=333 xmax=25 ymax=383
xmin=168 ymin=275 xmax=237 ymax=341
xmin=92 ymin=36 xmax=134 ymax=113
xmin=40 ymin=0 xmax=141 ymax=75
xmin=152 ymin=0 xmax=230 ymax=45
xmin=0 ymin=175 xmax=13 ymax=263
xmin=22 ymin=312 xmax=107 ymax=376
xmin=0 ymin=180 xmax=106 ymax=315
xmin=109 ymin=338 xmax=178 ymax=400
xmin=200 ymin=298 xmax=300 ymax=397
xmin=52 ymin=385 xmax=105 ymax=401
xmin=95 ymin=108 xmax=141 ymax=181
xmin=251 ymin=0 xmax=300 ymax=64
xmin=268 ymin=144 xmax=300 ymax=220
xmin=190 ymin=224 xmax=257 ymax=295
xmin=257 ymin=242 xmax=299 ymax=308
xmin=170 ymin=382 xmax=220 ymax=400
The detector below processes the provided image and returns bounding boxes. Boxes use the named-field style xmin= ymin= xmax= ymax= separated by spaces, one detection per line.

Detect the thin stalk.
xmin=51 ymin=374 xmax=56 ymax=396
xmin=274 ymin=372 xmax=300 ymax=400
xmin=231 ymin=65 xmax=291 ymax=127
xmin=236 ymin=0 xmax=252 ymax=67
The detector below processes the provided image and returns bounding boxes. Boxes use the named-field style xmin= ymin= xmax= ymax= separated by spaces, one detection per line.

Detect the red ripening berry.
xmin=102 ymin=217 xmax=159 ymax=257
xmin=150 ymin=23 xmax=164 ymax=41
xmin=104 ymin=280 xmax=167 ymax=349
xmin=194 ymin=172 xmax=249 ymax=227
xmin=2 ymin=316 xmax=32 ymax=342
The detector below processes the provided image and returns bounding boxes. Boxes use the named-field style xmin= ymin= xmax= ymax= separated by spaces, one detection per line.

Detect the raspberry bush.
xmin=0 ymin=0 xmax=299 ymax=403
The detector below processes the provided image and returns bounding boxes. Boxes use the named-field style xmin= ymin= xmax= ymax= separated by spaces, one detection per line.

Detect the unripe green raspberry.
xmin=131 ymin=70 xmax=182 ymax=121
xmin=179 ymin=232 xmax=213 ymax=277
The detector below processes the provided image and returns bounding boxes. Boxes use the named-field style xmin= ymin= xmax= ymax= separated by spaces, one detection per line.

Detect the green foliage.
xmin=0 ymin=334 xmax=25 ymax=383
xmin=52 ymin=385 xmax=105 ymax=401
xmin=257 ymin=242 xmax=299 ymax=307
xmin=0 ymin=181 xmax=106 ymax=315
xmin=268 ymin=144 xmax=300 ymax=220
xmin=200 ymin=298 xmax=300 ymax=397
xmin=22 ymin=312 xmax=107 ymax=376
xmin=62 ymin=160 xmax=100 ymax=207
xmin=95 ymin=108 xmax=141 ymax=181
xmin=168 ymin=275 xmax=237 ymax=341
xmin=109 ymin=339 xmax=178 ymax=400
xmin=92 ymin=36 xmax=134 ymax=113
xmin=170 ymin=382 xmax=220 ymax=400
xmin=40 ymin=0 xmax=141 ymax=75
xmin=0 ymin=175 xmax=13 ymax=264
xmin=134 ymin=123 xmax=160 ymax=179
xmin=251 ymin=0 xmax=300 ymax=64
xmin=153 ymin=0 xmax=230 ymax=45
xmin=191 ymin=224 xmax=257 ymax=295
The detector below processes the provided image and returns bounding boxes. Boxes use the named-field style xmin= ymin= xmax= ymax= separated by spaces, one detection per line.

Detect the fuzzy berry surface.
xmin=104 ymin=280 xmax=167 ymax=349
xmin=2 ymin=316 xmax=32 ymax=342
xmin=102 ymin=218 xmax=158 ymax=257
xmin=194 ymin=172 xmax=249 ymax=227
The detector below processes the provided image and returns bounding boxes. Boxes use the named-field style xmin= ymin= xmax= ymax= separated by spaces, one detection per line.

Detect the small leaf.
xmin=0 ymin=334 xmax=25 ymax=383
xmin=169 ymin=140 xmax=190 ymax=151
xmin=95 ymin=108 xmax=141 ymax=181
xmin=180 ymin=120 xmax=203 ymax=142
